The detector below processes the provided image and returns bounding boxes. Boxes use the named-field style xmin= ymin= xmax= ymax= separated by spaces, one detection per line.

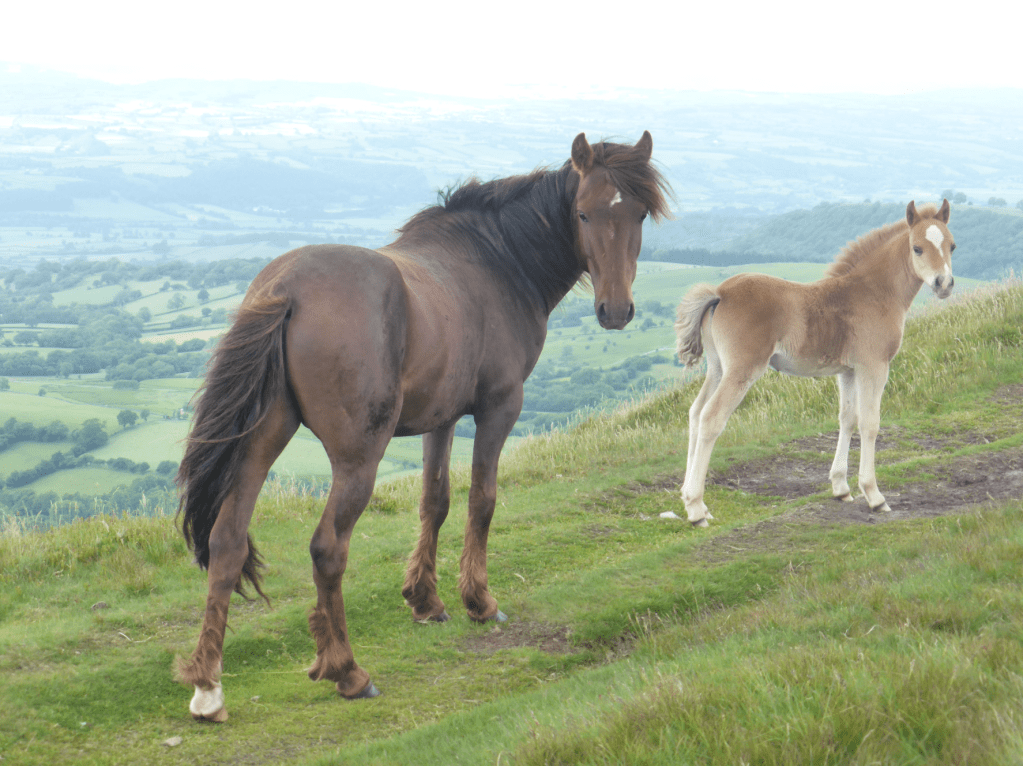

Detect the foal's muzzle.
xmin=596 ymin=300 xmax=635 ymax=330
xmin=933 ymin=275 xmax=955 ymax=299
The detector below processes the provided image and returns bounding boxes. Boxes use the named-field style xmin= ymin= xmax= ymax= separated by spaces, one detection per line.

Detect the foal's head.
xmin=907 ymin=199 xmax=955 ymax=299
xmin=571 ymin=131 xmax=668 ymax=330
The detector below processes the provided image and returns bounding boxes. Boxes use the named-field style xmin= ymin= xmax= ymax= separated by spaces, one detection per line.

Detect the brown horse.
xmin=674 ymin=200 xmax=955 ymax=526
xmin=175 ymin=131 xmax=671 ymax=721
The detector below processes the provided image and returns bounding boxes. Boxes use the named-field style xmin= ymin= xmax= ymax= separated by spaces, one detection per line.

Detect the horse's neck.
xmin=854 ymin=232 xmax=924 ymax=313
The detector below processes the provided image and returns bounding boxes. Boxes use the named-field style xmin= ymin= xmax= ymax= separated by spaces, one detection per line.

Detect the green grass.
xmin=2 ymin=279 xmax=1022 ymax=764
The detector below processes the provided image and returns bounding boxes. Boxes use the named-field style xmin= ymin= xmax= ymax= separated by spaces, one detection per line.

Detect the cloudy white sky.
xmin=3 ymin=0 xmax=1018 ymax=96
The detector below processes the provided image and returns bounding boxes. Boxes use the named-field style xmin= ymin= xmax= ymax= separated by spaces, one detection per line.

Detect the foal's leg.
xmin=179 ymin=399 xmax=299 ymax=722
xmin=681 ymin=361 xmax=764 ymax=527
xmin=680 ymin=353 xmax=722 ymax=522
xmin=459 ymin=394 xmax=521 ymax=622
xmin=829 ymin=370 xmax=857 ymax=501
xmin=402 ymin=422 xmax=456 ymax=622
xmin=854 ymin=366 xmax=891 ymax=512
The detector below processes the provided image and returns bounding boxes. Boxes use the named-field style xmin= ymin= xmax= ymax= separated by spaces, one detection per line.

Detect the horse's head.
xmin=571 ymin=131 xmax=664 ymax=330
xmin=907 ymin=199 xmax=955 ymax=299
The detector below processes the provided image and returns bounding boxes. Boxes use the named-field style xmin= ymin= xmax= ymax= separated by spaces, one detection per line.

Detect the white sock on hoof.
xmin=190 ymin=682 xmax=225 ymax=720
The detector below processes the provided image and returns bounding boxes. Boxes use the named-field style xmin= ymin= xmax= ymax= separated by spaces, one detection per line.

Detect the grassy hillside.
xmin=2 ymin=279 xmax=1021 ymax=765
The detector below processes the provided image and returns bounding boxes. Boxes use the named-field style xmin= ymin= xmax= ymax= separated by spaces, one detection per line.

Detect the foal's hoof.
xmin=834 ymin=493 xmax=854 ymax=502
xmin=415 ymin=610 xmax=451 ymax=624
xmin=342 ymin=681 xmax=381 ymax=700
xmin=870 ymin=502 xmax=892 ymax=513
xmin=691 ymin=518 xmax=710 ymax=528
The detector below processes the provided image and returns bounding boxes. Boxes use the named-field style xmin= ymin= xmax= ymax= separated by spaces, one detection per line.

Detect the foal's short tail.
xmin=176 ymin=282 xmax=292 ymax=602
xmin=675 ymin=284 xmax=721 ymax=366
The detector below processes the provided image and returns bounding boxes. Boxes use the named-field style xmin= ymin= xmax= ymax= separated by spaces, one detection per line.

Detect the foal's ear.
xmin=635 ymin=130 xmax=653 ymax=161
xmin=906 ymin=200 xmax=918 ymax=226
xmin=571 ymin=132 xmax=594 ymax=174
xmin=937 ymin=198 xmax=951 ymax=224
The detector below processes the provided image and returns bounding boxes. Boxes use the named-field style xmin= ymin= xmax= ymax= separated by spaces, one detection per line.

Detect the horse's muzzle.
xmin=597 ymin=301 xmax=635 ymax=330
xmin=933 ymin=275 xmax=955 ymax=299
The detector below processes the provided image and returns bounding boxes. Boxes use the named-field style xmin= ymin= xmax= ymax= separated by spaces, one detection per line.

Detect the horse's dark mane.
xmin=395 ymin=140 xmax=671 ymax=313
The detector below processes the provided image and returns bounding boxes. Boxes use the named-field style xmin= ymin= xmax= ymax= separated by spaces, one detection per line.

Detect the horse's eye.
xmin=950 ymin=243 xmax=956 ymax=252
xmin=578 ymin=212 xmax=589 ymax=223
xmin=639 ymin=212 xmax=648 ymax=223
xmin=913 ymin=246 xmax=923 ymax=255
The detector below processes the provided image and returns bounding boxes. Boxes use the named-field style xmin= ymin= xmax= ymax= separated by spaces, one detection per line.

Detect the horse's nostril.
xmin=626 ymin=303 xmax=635 ymax=323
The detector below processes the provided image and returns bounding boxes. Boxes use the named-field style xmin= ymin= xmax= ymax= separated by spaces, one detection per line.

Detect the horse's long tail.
xmin=176 ymin=282 xmax=291 ymax=602
xmin=675 ymin=284 xmax=721 ymax=366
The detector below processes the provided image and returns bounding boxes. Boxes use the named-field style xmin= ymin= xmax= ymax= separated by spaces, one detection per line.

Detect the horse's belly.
xmin=769 ymin=352 xmax=845 ymax=377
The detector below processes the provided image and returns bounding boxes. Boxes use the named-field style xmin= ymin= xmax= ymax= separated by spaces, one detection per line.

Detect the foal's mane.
xmin=394 ymin=141 xmax=671 ymax=311
xmin=825 ymin=203 xmax=939 ymax=279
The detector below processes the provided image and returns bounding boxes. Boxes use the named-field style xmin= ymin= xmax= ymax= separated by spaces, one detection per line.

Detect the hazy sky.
xmin=4 ymin=0 xmax=1017 ymax=97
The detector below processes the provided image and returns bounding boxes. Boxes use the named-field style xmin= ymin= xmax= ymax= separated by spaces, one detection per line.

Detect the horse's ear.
xmin=906 ymin=200 xmax=918 ymax=226
xmin=635 ymin=130 xmax=653 ymax=161
xmin=571 ymin=133 xmax=593 ymax=174
xmin=937 ymin=198 xmax=951 ymax=224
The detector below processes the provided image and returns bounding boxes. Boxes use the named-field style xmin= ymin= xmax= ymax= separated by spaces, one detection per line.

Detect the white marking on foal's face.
xmin=925 ymin=224 xmax=944 ymax=254
xmin=609 ymin=190 xmax=622 ymax=208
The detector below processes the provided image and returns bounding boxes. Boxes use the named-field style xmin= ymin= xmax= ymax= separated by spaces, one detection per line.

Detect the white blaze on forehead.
xmin=609 ymin=190 xmax=622 ymax=207
xmin=925 ymin=224 xmax=945 ymax=253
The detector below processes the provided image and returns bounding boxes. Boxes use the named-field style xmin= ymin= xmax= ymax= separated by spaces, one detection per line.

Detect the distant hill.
xmin=645 ymin=202 xmax=1023 ymax=279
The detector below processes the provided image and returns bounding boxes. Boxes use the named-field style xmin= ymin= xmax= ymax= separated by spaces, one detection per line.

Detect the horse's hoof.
xmin=343 ymin=681 xmax=381 ymax=700
xmin=870 ymin=502 xmax=891 ymax=513
xmin=691 ymin=518 xmax=710 ymax=528
xmin=416 ymin=610 xmax=450 ymax=624
xmin=190 ymin=683 xmax=228 ymax=722
xmin=834 ymin=493 xmax=853 ymax=502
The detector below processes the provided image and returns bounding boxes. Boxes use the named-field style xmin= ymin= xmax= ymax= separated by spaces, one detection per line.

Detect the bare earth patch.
xmin=463 ymin=621 xmax=575 ymax=655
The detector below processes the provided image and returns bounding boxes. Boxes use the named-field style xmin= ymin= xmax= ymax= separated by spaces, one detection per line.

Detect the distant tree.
xmin=13 ymin=331 xmax=39 ymax=346
xmin=953 ymin=192 xmax=968 ymax=204
xmin=72 ymin=419 xmax=109 ymax=454
xmin=197 ymin=288 xmax=210 ymax=302
xmin=137 ymin=307 xmax=152 ymax=322
xmin=940 ymin=189 xmax=955 ymax=200
xmin=0 ymin=378 xmax=8 ymax=391
xmin=38 ymin=387 xmax=46 ymax=396
xmin=1017 ymin=200 xmax=1023 ymax=212
xmin=117 ymin=410 xmax=138 ymax=429
xmin=988 ymin=197 xmax=1007 ymax=207
xmin=140 ymin=408 xmax=150 ymax=422
xmin=156 ymin=460 xmax=177 ymax=476
xmin=167 ymin=294 xmax=185 ymax=310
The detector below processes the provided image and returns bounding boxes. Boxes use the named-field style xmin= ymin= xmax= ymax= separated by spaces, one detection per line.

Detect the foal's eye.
xmin=578 ymin=212 xmax=589 ymax=223
xmin=950 ymin=243 xmax=956 ymax=252
xmin=913 ymin=246 xmax=923 ymax=255
xmin=639 ymin=212 xmax=648 ymax=223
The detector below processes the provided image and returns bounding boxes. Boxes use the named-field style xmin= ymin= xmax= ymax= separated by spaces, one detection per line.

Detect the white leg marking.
xmin=190 ymin=682 xmax=226 ymax=720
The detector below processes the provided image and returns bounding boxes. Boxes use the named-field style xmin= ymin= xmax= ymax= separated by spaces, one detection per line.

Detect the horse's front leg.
xmin=402 ymin=422 xmax=456 ymax=622
xmin=459 ymin=393 xmax=521 ymax=623
xmin=829 ymin=370 xmax=857 ymax=501
xmin=854 ymin=365 xmax=891 ymax=512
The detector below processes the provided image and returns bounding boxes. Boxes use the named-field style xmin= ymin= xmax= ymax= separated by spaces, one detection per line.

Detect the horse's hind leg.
xmin=178 ymin=397 xmax=299 ymax=722
xmin=682 ymin=357 xmax=765 ymax=526
xmin=402 ymin=422 xmax=456 ymax=622
xmin=829 ymin=370 xmax=857 ymax=501
xmin=307 ymin=450 xmax=392 ymax=698
xmin=854 ymin=366 xmax=891 ymax=512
